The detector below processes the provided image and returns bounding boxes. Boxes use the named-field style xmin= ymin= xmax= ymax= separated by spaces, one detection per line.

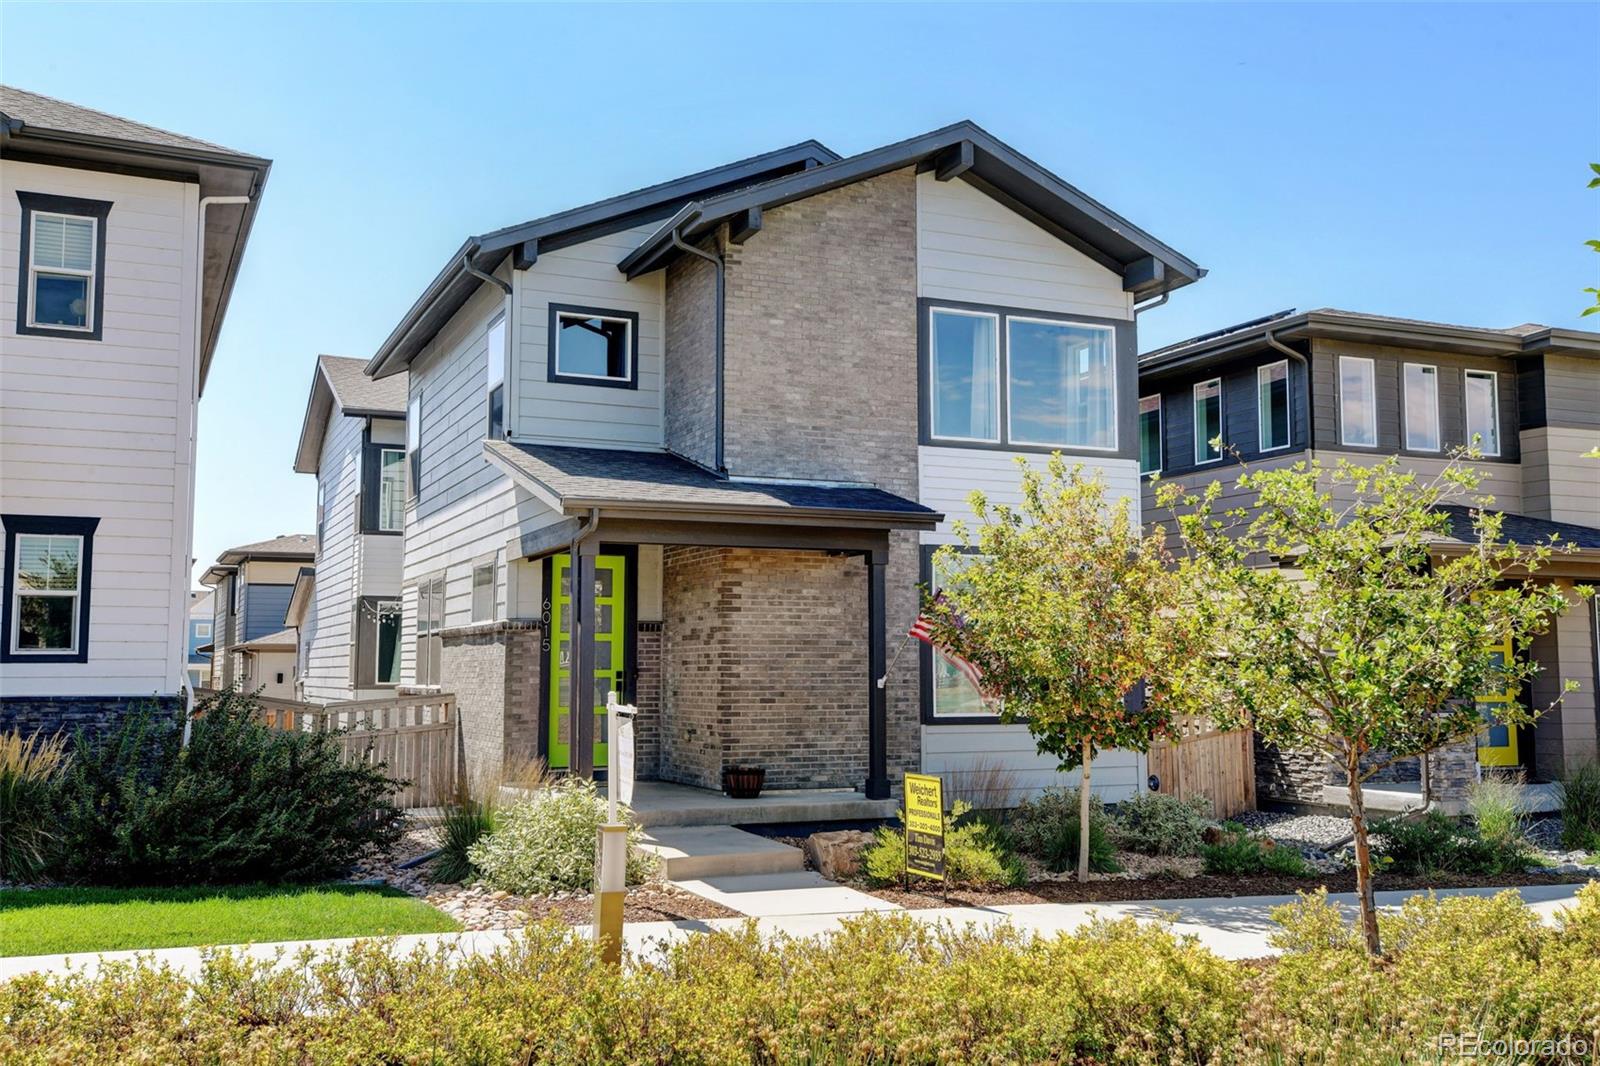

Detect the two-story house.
xmin=0 ymin=86 xmax=269 ymax=738
xmin=291 ymin=355 xmax=408 ymax=702
xmin=362 ymin=122 xmax=1203 ymax=802
xmin=1139 ymin=308 xmax=1600 ymax=803
xmin=199 ymin=534 xmax=315 ymax=690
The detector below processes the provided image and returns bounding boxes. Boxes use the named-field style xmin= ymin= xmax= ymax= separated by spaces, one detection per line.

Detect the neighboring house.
xmin=0 ymin=86 xmax=269 ymax=738
xmin=1139 ymin=308 xmax=1600 ymax=801
xmin=362 ymin=121 xmax=1202 ymax=801
xmin=186 ymin=590 xmax=213 ymax=690
xmin=233 ymin=628 xmax=298 ymax=700
xmin=199 ymin=535 xmax=316 ymax=690
xmin=291 ymin=356 xmax=408 ymax=702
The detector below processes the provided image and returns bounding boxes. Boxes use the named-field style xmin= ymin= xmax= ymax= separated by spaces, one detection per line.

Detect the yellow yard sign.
xmin=903 ymin=773 xmax=946 ymax=881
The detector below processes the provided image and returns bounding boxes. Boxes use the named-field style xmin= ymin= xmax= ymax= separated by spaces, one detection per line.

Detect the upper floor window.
xmin=925 ymin=303 xmax=1118 ymax=451
xmin=16 ymin=192 xmax=111 ymax=340
xmin=485 ymin=313 xmax=506 ymax=438
xmin=1403 ymin=363 xmax=1440 ymax=452
xmin=1464 ymin=369 xmax=1500 ymax=456
xmin=406 ymin=392 xmax=422 ymax=498
xmin=1193 ymin=378 xmax=1222 ymax=464
xmin=548 ymin=304 xmax=638 ymax=389
xmin=1338 ymin=355 xmax=1378 ymax=447
xmin=195 ymin=621 xmax=212 ymax=639
xmin=2 ymin=515 xmax=98 ymax=664
xmin=378 ymin=449 xmax=406 ymax=531
xmin=1257 ymin=360 xmax=1290 ymax=452
xmin=1138 ymin=395 xmax=1162 ymax=475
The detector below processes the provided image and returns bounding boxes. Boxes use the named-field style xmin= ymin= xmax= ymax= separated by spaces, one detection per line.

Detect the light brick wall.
xmin=633 ymin=624 xmax=663 ymax=778
xmin=441 ymin=621 xmax=541 ymax=777
xmin=663 ymin=241 xmax=718 ymax=469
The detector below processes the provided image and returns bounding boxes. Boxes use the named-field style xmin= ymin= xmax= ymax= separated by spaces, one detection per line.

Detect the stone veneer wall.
xmin=0 ymin=695 xmax=183 ymax=746
xmin=660 ymin=546 xmax=871 ymax=790
xmin=1256 ymin=734 xmax=1481 ymax=808
xmin=440 ymin=621 xmax=541 ymax=777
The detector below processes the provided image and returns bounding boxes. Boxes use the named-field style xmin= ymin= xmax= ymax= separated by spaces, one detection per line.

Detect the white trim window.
xmin=1338 ymin=355 xmax=1378 ymax=447
xmin=1138 ymin=394 xmax=1162 ymax=475
xmin=1006 ymin=317 xmax=1117 ymax=450
xmin=194 ymin=621 xmax=212 ymax=639
xmin=378 ymin=448 xmax=406 ymax=531
xmin=1403 ymin=363 xmax=1441 ymax=452
xmin=471 ymin=563 xmax=496 ymax=623
xmin=11 ymin=534 xmax=83 ymax=654
xmin=1464 ymin=369 xmax=1500 ymax=456
xmin=485 ymin=313 xmax=506 ymax=439
xmin=1193 ymin=378 xmax=1222 ymax=464
xmin=406 ymin=391 xmax=422 ymax=499
xmin=1257 ymin=360 xmax=1291 ymax=452
xmin=928 ymin=308 xmax=1000 ymax=443
xmin=27 ymin=211 xmax=96 ymax=331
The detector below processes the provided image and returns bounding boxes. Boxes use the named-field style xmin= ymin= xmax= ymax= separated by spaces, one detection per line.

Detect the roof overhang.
xmin=285 ymin=566 xmax=316 ymax=628
xmin=292 ymin=369 xmax=337 ymax=475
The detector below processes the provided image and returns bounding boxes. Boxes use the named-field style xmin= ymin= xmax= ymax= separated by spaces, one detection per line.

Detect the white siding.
xmin=0 ymin=161 xmax=200 ymax=697
xmin=918 ymin=445 xmax=1142 ymax=545
xmin=922 ymin=726 xmax=1146 ymax=804
xmin=916 ymin=171 xmax=1133 ymax=321
xmin=300 ymin=406 xmax=361 ymax=702
xmin=511 ymin=224 xmax=665 ymax=448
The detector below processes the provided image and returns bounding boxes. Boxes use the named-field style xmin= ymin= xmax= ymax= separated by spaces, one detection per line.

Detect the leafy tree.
xmin=921 ymin=455 xmax=1207 ymax=880
xmin=1585 ymin=162 xmax=1600 ymax=317
xmin=1162 ymin=455 xmax=1587 ymax=953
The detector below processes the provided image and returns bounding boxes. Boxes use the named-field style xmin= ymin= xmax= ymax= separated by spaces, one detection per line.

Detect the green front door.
xmin=547 ymin=553 xmax=626 ymax=771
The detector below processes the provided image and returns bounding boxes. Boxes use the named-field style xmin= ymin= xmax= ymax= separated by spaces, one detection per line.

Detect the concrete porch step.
xmin=638 ymin=825 xmax=806 ymax=881
xmin=610 ymin=781 xmax=900 ymax=828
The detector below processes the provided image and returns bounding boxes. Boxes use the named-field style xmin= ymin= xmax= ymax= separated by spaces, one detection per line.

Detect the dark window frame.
xmin=15 ymin=191 xmax=112 ymax=342
xmin=353 ymin=595 xmax=402 ymax=688
xmin=1 ymin=514 xmax=100 ymax=664
xmin=1138 ymin=394 xmax=1162 ymax=476
xmin=918 ymin=544 xmax=1005 ymax=726
xmin=546 ymin=303 xmax=640 ymax=390
xmin=359 ymin=423 xmax=406 ymax=535
xmin=486 ymin=312 xmax=507 ymax=437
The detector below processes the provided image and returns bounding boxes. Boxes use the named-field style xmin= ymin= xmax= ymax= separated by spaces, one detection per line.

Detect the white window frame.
xmin=485 ymin=313 xmax=507 ymax=437
xmin=1004 ymin=315 xmax=1119 ymax=452
xmin=377 ymin=448 xmax=406 ymax=532
xmin=1463 ymin=369 xmax=1501 ymax=457
xmin=1402 ymin=363 xmax=1441 ymax=452
xmin=471 ymin=562 xmax=496 ymax=624
xmin=1138 ymin=394 xmax=1162 ymax=475
xmin=195 ymin=621 xmax=212 ymax=639
xmin=553 ymin=309 xmax=634 ymax=383
xmin=927 ymin=307 xmax=1002 ymax=445
xmin=9 ymin=533 xmax=84 ymax=655
xmin=1193 ymin=378 xmax=1223 ymax=465
xmin=26 ymin=211 xmax=97 ymax=333
xmin=1338 ymin=355 xmax=1379 ymax=448
xmin=406 ymin=391 xmax=422 ymax=499
xmin=1256 ymin=359 xmax=1292 ymax=453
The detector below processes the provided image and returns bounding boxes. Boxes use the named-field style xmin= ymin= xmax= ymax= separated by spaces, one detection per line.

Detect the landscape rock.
xmin=805 ymin=830 xmax=874 ymax=880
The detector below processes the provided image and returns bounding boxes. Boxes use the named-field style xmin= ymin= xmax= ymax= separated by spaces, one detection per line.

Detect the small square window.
xmin=548 ymin=304 xmax=638 ymax=388
xmin=16 ymin=192 xmax=111 ymax=340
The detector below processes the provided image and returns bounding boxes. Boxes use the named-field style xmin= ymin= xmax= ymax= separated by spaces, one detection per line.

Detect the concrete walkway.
xmin=1 ymin=882 xmax=1587 ymax=981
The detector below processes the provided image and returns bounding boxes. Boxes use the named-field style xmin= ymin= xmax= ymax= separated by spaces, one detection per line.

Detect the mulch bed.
xmin=515 ymin=884 xmax=739 ymax=925
xmin=868 ymin=870 xmax=1600 ymax=909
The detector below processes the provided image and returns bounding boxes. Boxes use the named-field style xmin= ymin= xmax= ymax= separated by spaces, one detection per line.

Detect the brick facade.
xmin=440 ymin=621 xmax=541 ymax=776
xmin=632 ymin=623 xmax=663 ymax=778
xmin=663 ymin=240 xmax=718 ymax=470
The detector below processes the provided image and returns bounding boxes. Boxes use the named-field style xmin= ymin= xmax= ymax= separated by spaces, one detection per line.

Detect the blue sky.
xmin=3 ymin=2 xmax=1597 ymax=584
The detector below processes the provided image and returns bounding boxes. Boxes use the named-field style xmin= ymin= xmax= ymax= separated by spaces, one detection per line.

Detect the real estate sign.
xmin=903 ymin=772 xmax=945 ymax=881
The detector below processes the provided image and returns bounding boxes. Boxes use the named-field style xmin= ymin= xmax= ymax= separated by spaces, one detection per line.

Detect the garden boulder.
xmin=804 ymin=830 xmax=874 ymax=880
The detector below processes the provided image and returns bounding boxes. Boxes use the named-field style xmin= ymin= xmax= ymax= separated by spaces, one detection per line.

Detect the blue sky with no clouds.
xmin=3 ymin=2 xmax=1597 ymax=583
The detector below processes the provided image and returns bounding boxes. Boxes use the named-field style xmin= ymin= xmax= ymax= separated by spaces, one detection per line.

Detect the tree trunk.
xmin=1346 ymin=762 xmax=1382 ymax=955
xmin=1078 ymin=738 xmax=1093 ymax=882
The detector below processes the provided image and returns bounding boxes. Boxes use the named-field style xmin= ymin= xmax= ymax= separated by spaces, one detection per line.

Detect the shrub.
xmin=1557 ymin=759 xmax=1600 ymax=851
xmin=1200 ymin=823 xmax=1310 ymax=877
xmin=1468 ymin=772 xmax=1527 ymax=850
xmin=1373 ymin=810 xmax=1530 ymax=876
xmin=0 ymin=729 xmax=68 ymax=882
xmin=51 ymin=691 xmax=404 ymax=885
xmin=863 ymin=799 xmax=1026 ymax=887
xmin=1012 ymin=787 xmax=1120 ymax=874
xmin=1110 ymin=791 xmax=1212 ymax=856
xmin=466 ymin=778 xmax=653 ymax=894
xmin=429 ymin=757 xmax=549 ymax=883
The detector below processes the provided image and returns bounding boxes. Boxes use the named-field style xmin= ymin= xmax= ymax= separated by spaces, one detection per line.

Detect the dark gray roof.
xmin=0 ymin=85 xmax=241 ymax=154
xmin=293 ymin=356 xmax=408 ymax=473
xmin=218 ymin=533 xmax=318 ymax=561
xmin=485 ymin=441 xmax=940 ymax=527
xmin=1435 ymin=506 xmax=1600 ymax=552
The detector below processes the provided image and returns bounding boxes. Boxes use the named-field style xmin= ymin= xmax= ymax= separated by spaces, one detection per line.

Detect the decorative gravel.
xmin=1231 ymin=810 xmax=1354 ymax=851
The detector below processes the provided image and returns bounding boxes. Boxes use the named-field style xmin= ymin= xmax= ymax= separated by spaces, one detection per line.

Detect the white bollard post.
xmin=594 ymin=690 xmax=627 ymax=967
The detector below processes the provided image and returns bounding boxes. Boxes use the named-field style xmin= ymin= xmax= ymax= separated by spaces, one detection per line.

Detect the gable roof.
xmin=618 ymin=120 xmax=1204 ymax=295
xmin=1141 ymin=307 xmax=1600 ymax=381
xmin=293 ymin=355 xmax=408 ymax=474
xmin=366 ymin=139 xmax=838 ymax=378
xmin=200 ymin=533 xmax=318 ymax=586
xmin=0 ymin=86 xmax=271 ymax=393
xmin=1433 ymin=506 xmax=1600 ymax=555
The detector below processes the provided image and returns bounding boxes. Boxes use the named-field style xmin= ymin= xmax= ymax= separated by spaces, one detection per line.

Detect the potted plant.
xmin=722 ymin=765 xmax=766 ymax=799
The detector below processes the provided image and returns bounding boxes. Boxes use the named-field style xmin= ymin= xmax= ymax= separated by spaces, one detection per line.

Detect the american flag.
xmin=909 ymin=615 xmax=986 ymax=694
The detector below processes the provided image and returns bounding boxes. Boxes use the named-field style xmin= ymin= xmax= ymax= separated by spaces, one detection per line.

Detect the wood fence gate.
xmin=1148 ymin=716 xmax=1256 ymax=818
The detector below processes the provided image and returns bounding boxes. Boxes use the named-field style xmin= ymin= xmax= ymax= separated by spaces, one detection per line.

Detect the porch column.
xmin=865 ymin=549 xmax=890 ymax=800
xmin=571 ymin=542 xmax=599 ymax=780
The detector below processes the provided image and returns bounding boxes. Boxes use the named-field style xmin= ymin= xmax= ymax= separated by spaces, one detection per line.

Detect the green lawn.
xmin=0 ymin=883 xmax=461 ymax=957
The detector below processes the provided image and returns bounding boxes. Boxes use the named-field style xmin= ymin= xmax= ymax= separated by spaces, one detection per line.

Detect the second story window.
xmin=485 ymin=313 xmax=506 ymax=438
xmin=549 ymin=304 xmax=638 ymax=388
xmin=1464 ymin=369 xmax=1500 ymax=456
xmin=378 ymin=449 xmax=406 ymax=530
xmin=1338 ymin=355 xmax=1378 ymax=448
xmin=1257 ymin=360 xmax=1290 ymax=452
xmin=1193 ymin=378 xmax=1222 ymax=464
xmin=929 ymin=308 xmax=1000 ymax=442
xmin=407 ymin=392 xmax=422 ymax=499
xmin=1403 ymin=363 xmax=1441 ymax=452
xmin=1138 ymin=395 xmax=1162 ymax=475
xmin=16 ymin=192 xmax=111 ymax=340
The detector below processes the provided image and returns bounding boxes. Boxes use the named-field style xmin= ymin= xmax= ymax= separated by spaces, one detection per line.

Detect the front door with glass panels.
xmin=547 ymin=553 xmax=626 ymax=771
xmin=1475 ymin=631 xmax=1520 ymax=768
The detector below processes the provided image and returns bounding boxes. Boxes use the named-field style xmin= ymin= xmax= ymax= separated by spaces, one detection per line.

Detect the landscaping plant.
xmin=1110 ymin=790 xmax=1213 ymax=856
xmin=1373 ymin=810 xmax=1531 ymax=876
xmin=1165 ymin=453 xmax=1586 ymax=953
xmin=466 ymin=778 xmax=652 ymax=894
xmin=863 ymin=799 xmax=1026 ymax=886
xmin=921 ymin=456 xmax=1210 ymax=880
xmin=1467 ymin=772 xmax=1528 ymax=852
xmin=1199 ymin=823 xmax=1310 ymax=877
xmin=1011 ymin=787 xmax=1120 ymax=874
xmin=1557 ymin=759 xmax=1600 ymax=851
xmin=429 ymin=756 xmax=549 ymax=883
xmin=0 ymin=728 xmax=68 ymax=882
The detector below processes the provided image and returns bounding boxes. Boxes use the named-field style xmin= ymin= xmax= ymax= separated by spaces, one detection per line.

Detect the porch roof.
xmin=484 ymin=440 xmax=941 ymax=529
xmin=1434 ymin=506 xmax=1600 ymax=553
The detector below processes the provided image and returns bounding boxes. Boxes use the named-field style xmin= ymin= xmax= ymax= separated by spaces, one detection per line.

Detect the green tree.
xmin=1162 ymin=455 xmax=1587 ymax=953
xmin=921 ymin=455 xmax=1207 ymax=881
xmin=1585 ymin=162 xmax=1600 ymax=317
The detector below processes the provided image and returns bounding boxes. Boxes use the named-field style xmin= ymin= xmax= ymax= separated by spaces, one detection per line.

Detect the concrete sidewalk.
xmin=1 ymin=882 xmax=1586 ymax=981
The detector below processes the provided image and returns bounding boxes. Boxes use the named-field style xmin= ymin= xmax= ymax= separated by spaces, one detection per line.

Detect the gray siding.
xmin=301 ymin=405 xmax=362 ymax=702
xmin=1147 ymin=352 xmax=1311 ymax=479
xmin=242 ymin=584 xmax=293 ymax=642
xmin=1539 ymin=354 xmax=1600 ymax=430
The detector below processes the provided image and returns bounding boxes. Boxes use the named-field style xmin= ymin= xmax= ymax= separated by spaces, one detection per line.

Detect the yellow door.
xmin=1476 ymin=632 xmax=1519 ymax=768
xmin=548 ymin=553 xmax=626 ymax=771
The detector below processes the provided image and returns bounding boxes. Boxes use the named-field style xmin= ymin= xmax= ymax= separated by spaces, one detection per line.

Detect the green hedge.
xmin=4 ymin=884 xmax=1598 ymax=1064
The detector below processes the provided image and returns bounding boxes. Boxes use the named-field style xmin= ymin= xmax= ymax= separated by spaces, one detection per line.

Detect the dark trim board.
xmin=14 ymin=190 xmax=112 ymax=342
xmin=0 ymin=514 xmax=100 ymax=665
xmin=545 ymin=303 xmax=641 ymax=391
xmin=359 ymin=424 xmax=405 ymax=535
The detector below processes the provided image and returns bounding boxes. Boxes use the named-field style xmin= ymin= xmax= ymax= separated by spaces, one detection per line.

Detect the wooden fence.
xmin=1148 ymin=715 xmax=1256 ymax=818
xmin=197 ymin=690 xmax=457 ymax=809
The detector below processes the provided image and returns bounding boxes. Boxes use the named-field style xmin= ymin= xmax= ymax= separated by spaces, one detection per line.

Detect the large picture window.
xmin=548 ymin=304 xmax=639 ymax=388
xmin=1257 ymin=360 xmax=1290 ymax=452
xmin=1339 ymin=355 xmax=1378 ymax=447
xmin=924 ymin=303 xmax=1121 ymax=452
xmin=1464 ymin=369 xmax=1500 ymax=456
xmin=1403 ymin=363 xmax=1441 ymax=452
xmin=1193 ymin=378 xmax=1222 ymax=464
xmin=2 ymin=515 xmax=98 ymax=663
xmin=16 ymin=192 xmax=111 ymax=340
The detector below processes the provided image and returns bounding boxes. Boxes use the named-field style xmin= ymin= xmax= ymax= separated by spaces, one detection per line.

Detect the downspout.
xmin=1133 ymin=290 xmax=1169 ymax=315
xmin=181 ymin=194 xmax=252 ymax=747
xmin=669 ymin=221 xmax=725 ymax=473
xmin=461 ymin=241 xmax=512 ymax=296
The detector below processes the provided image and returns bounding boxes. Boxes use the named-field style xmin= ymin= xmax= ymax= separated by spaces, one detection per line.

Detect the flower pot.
xmin=722 ymin=766 xmax=766 ymax=799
